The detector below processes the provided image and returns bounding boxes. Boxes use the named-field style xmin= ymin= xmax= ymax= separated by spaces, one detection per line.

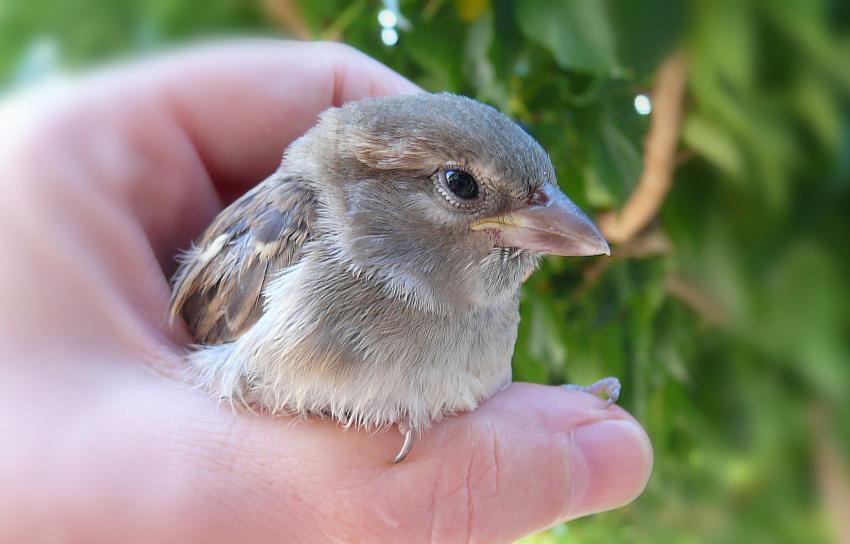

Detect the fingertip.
xmin=565 ymin=418 xmax=654 ymax=520
xmin=318 ymin=41 xmax=423 ymax=102
xmin=423 ymin=383 xmax=653 ymax=540
xmin=147 ymin=39 xmax=422 ymax=191
xmin=488 ymin=384 xmax=653 ymax=520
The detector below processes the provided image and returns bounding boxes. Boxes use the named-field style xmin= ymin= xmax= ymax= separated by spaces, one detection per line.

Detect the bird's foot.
xmin=392 ymin=422 xmax=416 ymax=464
xmin=564 ymin=377 xmax=621 ymax=407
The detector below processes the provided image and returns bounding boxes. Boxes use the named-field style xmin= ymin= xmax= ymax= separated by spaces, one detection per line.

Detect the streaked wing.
xmin=168 ymin=172 xmax=315 ymax=344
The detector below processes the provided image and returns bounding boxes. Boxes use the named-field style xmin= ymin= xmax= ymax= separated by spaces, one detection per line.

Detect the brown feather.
xmin=168 ymin=171 xmax=316 ymax=344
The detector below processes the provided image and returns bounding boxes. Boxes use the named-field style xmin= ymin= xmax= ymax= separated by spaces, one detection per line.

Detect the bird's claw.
xmin=564 ymin=377 xmax=621 ymax=407
xmin=392 ymin=423 xmax=415 ymax=464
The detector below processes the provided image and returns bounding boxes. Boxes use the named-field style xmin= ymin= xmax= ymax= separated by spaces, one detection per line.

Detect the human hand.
xmin=0 ymin=41 xmax=652 ymax=543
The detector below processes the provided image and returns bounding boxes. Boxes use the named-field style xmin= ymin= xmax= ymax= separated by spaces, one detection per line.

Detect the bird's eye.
xmin=445 ymin=170 xmax=479 ymax=200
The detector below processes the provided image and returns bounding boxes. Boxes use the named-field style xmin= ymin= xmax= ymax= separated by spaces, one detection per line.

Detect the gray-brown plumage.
xmin=169 ymin=93 xmax=611 ymax=462
xmin=170 ymin=177 xmax=314 ymax=343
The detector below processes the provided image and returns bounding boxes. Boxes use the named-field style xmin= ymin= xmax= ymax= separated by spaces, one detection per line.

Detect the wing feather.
xmin=169 ymin=172 xmax=315 ymax=344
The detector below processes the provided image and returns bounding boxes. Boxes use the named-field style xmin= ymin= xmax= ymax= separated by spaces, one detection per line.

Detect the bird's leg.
xmin=564 ymin=377 xmax=621 ymax=407
xmin=392 ymin=421 xmax=416 ymax=464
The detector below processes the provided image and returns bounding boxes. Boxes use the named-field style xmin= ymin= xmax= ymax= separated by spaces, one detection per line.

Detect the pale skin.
xmin=0 ymin=41 xmax=653 ymax=543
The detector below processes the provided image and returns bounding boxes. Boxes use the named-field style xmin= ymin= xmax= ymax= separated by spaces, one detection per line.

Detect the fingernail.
xmin=566 ymin=419 xmax=653 ymax=519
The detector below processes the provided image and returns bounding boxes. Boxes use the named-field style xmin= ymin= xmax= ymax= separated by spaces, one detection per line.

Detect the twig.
xmin=321 ymin=1 xmax=367 ymax=41
xmin=611 ymin=227 xmax=672 ymax=259
xmin=423 ymin=0 xmax=449 ymax=21
xmin=665 ymin=273 xmax=728 ymax=324
xmin=598 ymin=51 xmax=688 ymax=243
xmin=262 ymin=0 xmax=313 ymax=40
xmin=573 ymin=227 xmax=672 ymax=298
xmin=811 ymin=405 xmax=850 ymax=544
xmin=674 ymin=148 xmax=697 ymax=167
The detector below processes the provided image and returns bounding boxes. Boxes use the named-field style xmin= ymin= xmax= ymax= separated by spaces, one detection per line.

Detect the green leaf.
xmin=606 ymin=0 xmax=685 ymax=78
xmin=463 ymin=9 xmax=510 ymax=109
xmin=682 ymin=114 xmax=746 ymax=179
xmin=404 ymin=8 xmax=467 ymax=91
xmin=515 ymin=0 xmax=619 ymax=75
xmin=577 ymin=100 xmax=644 ymax=205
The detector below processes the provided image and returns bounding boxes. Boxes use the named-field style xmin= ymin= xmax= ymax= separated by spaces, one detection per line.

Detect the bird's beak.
xmin=470 ymin=183 xmax=610 ymax=256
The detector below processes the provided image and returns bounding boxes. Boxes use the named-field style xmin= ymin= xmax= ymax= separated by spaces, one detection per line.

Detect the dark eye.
xmin=446 ymin=170 xmax=479 ymax=199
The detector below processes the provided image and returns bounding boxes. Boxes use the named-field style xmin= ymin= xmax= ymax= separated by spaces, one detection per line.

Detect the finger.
xmin=141 ymin=39 xmax=420 ymax=259
xmin=112 ymin=380 xmax=652 ymax=542
xmin=2 ymin=40 xmax=420 ymax=274
xmin=375 ymin=383 xmax=654 ymax=541
xmin=151 ymin=39 xmax=422 ymax=196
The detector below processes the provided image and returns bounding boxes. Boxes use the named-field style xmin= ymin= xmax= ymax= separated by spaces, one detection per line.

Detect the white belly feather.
xmin=188 ymin=258 xmax=519 ymax=431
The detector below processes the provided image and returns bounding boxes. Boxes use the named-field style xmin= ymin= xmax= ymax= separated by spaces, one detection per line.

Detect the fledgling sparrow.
xmin=169 ymin=93 xmax=616 ymax=463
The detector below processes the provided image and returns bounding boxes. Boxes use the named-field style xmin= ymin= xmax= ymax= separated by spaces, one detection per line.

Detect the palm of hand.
xmin=0 ymin=42 xmax=652 ymax=543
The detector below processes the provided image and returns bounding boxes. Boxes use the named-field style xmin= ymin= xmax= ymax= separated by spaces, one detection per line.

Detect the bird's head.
xmin=286 ymin=93 xmax=609 ymax=311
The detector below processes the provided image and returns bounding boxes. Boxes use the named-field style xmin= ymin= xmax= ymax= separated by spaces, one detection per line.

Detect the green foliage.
xmin=2 ymin=0 xmax=848 ymax=541
xmin=516 ymin=0 xmax=620 ymax=75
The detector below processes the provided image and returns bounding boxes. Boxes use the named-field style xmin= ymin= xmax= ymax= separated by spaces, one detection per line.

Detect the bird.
xmin=169 ymin=92 xmax=616 ymax=463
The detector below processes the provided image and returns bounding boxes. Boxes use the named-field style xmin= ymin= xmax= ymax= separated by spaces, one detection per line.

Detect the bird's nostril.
xmin=529 ymin=187 xmax=549 ymax=206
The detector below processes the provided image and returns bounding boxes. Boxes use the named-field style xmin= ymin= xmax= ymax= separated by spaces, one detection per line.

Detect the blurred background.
xmin=1 ymin=0 xmax=848 ymax=542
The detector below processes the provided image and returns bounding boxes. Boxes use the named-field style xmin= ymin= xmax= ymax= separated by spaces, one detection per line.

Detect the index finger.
xmin=0 ymin=40 xmax=421 ymax=265
xmin=151 ymin=40 xmax=421 ymax=194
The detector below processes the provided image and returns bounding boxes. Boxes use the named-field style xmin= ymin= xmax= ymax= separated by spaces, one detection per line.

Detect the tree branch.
xmin=598 ymin=52 xmax=688 ymax=244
